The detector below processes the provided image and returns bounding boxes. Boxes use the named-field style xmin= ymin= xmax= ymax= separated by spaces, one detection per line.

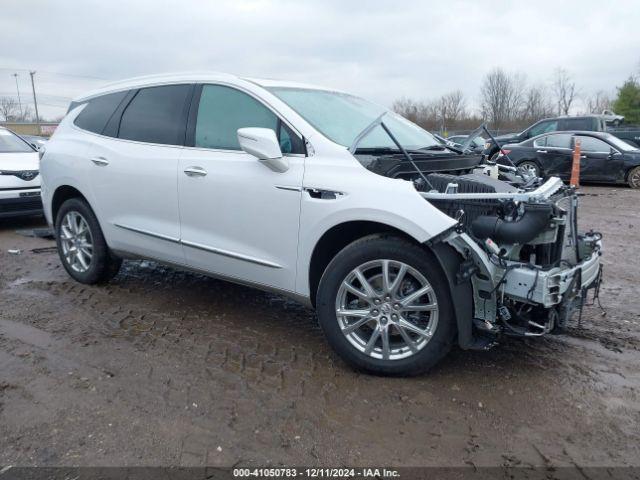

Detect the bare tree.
xmin=522 ymin=84 xmax=554 ymax=123
xmin=552 ymin=68 xmax=577 ymax=115
xmin=586 ymin=90 xmax=612 ymax=113
xmin=480 ymin=68 xmax=526 ymax=129
xmin=391 ymin=97 xmax=421 ymax=124
xmin=436 ymin=90 xmax=466 ymax=131
xmin=0 ymin=97 xmax=20 ymax=121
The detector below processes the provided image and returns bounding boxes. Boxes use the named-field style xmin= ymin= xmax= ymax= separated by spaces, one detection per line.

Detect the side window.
xmin=194 ymin=85 xmax=304 ymax=154
xmin=577 ymin=136 xmax=610 ymax=153
xmin=562 ymin=118 xmax=592 ymax=130
xmin=118 ymin=85 xmax=191 ymax=146
xmin=74 ymin=91 xmax=128 ymax=134
xmin=528 ymin=120 xmax=558 ymax=137
xmin=533 ymin=136 xmax=547 ymax=148
xmin=546 ymin=133 xmax=572 ymax=149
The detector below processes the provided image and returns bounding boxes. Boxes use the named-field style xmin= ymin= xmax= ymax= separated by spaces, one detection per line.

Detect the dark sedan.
xmin=447 ymin=135 xmax=486 ymax=153
xmin=497 ymin=131 xmax=640 ymax=188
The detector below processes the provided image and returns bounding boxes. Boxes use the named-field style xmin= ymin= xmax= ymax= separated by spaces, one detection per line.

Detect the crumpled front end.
xmin=421 ymin=173 xmax=603 ymax=344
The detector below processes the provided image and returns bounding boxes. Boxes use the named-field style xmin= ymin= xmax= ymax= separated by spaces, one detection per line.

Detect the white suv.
xmin=0 ymin=127 xmax=42 ymax=218
xmin=41 ymin=73 xmax=602 ymax=375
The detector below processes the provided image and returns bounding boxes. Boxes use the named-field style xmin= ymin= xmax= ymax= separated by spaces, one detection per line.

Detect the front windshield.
xmin=268 ymin=87 xmax=440 ymax=150
xmin=0 ymin=129 xmax=34 ymax=153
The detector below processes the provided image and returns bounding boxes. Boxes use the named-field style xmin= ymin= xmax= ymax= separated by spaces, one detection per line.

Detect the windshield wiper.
xmin=348 ymin=114 xmax=434 ymax=190
xmin=378 ymin=123 xmax=434 ymax=191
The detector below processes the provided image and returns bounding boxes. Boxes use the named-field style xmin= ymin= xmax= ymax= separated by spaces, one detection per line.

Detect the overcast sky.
xmin=1 ymin=0 xmax=639 ymax=120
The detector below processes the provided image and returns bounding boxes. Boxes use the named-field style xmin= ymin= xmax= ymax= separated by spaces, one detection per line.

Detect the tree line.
xmin=0 ymin=97 xmax=34 ymax=123
xmin=393 ymin=65 xmax=640 ymax=134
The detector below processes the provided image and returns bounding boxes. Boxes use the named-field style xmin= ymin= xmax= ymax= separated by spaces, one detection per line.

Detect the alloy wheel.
xmin=335 ymin=259 xmax=439 ymax=361
xmin=519 ymin=162 xmax=539 ymax=177
xmin=59 ymin=211 xmax=94 ymax=273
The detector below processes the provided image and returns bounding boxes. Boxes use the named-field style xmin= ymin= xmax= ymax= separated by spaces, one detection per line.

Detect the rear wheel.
xmin=518 ymin=161 xmax=541 ymax=178
xmin=628 ymin=166 xmax=640 ymax=189
xmin=55 ymin=198 xmax=122 ymax=284
xmin=316 ymin=235 xmax=455 ymax=376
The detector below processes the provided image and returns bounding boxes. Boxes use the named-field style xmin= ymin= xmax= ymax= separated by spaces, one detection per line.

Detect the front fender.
xmin=295 ymin=165 xmax=457 ymax=297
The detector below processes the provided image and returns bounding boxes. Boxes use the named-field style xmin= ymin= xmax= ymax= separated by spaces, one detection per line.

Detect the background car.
xmin=20 ymin=134 xmax=48 ymax=150
xmin=446 ymin=135 xmax=485 ymax=153
xmin=602 ymin=109 xmax=624 ymax=126
xmin=497 ymin=131 xmax=640 ymax=188
xmin=482 ymin=115 xmax=640 ymax=158
xmin=0 ymin=127 xmax=42 ymax=218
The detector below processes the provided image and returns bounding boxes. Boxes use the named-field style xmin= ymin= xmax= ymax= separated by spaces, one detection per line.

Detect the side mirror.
xmin=237 ymin=128 xmax=289 ymax=173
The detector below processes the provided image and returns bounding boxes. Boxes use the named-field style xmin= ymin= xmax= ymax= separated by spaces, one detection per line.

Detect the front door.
xmin=88 ymin=84 xmax=193 ymax=264
xmin=574 ymin=135 xmax=620 ymax=182
xmin=178 ymin=84 xmax=306 ymax=291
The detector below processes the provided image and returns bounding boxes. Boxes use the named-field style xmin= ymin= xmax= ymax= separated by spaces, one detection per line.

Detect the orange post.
xmin=570 ymin=138 xmax=581 ymax=187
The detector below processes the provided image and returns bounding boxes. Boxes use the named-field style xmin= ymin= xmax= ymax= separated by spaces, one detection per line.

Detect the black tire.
xmin=55 ymin=198 xmax=122 ymax=284
xmin=628 ymin=166 xmax=640 ymax=189
xmin=517 ymin=160 xmax=541 ymax=178
xmin=316 ymin=234 xmax=455 ymax=376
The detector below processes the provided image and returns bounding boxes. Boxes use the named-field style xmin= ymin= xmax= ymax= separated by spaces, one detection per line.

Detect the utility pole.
xmin=12 ymin=73 xmax=23 ymax=119
xmin=29 ymin=71 xmax=40 ymax=135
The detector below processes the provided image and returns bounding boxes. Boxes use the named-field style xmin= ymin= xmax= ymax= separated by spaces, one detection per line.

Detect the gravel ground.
xmin=0 ymin=185 xmax=639 ymax=468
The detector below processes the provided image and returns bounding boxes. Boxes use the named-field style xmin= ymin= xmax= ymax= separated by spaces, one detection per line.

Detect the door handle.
xmin=580 ymin=155 xmax=587 ymax=159
xmin=91 ymin=156 xmax=109 ymax=166
xmin=183 ymin=166 xmax=207 ymax=177
xmin=536 ymin=150 xmax=548 ymax=153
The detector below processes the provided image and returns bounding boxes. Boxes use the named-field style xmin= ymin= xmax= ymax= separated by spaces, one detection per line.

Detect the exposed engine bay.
xmin=355 ymin=146 xmax=603 ymax=347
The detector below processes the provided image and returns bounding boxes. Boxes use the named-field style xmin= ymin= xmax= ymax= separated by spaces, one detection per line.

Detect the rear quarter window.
xmin=546 ymin=133 xmax=572 ymax=149
xmin=73 ymin=91 xmax=128 ymax=134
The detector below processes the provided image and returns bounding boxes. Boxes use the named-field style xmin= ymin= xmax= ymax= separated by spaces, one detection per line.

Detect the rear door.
xmin=534 ymin=133 xmax=573 ymax=178
xmin=87 ymin=84 xmax=193 ymax=264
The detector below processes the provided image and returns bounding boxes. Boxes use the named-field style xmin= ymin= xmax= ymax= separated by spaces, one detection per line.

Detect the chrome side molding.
xmin=113 ymin=223 xmax=282 ymax=269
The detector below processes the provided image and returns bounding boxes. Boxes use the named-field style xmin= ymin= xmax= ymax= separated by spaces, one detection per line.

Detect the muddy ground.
xmin=0 ymin=186 xmax=639 ymax=469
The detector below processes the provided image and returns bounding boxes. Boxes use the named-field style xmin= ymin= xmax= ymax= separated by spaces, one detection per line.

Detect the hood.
xmin=0 ymin=151 xmax=39 ymax=171
xmin=0 ymin=152 xmax=41 ymax=189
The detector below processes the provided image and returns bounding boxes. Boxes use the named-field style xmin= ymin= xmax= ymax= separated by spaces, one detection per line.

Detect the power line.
xmin=0 ymin=95 xmax=69 ymax=107
xmin=0 ymin=67 xmax=110 ymax=81
xmin=0 ymin=92 xmax=72 ymax=101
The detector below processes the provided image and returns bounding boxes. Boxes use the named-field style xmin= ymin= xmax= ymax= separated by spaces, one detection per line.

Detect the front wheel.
xmin=628 ymin=166 xmax=640 ymax=189
xmin=316 ymin=235 xmax=455 ymax=376
xmin=55 ymin=198 xmax=122 ymax=284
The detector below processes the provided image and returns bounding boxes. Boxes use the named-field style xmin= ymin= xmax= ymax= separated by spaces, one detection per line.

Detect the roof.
xmin=244 ymin=77 xmax=347 ymax=93
xmin=73 ymin=72 xmax=340 ymax=102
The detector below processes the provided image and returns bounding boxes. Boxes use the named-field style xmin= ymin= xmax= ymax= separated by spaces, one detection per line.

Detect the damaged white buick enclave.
xmin=40 ymin=73 xmax=603 ymax=375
